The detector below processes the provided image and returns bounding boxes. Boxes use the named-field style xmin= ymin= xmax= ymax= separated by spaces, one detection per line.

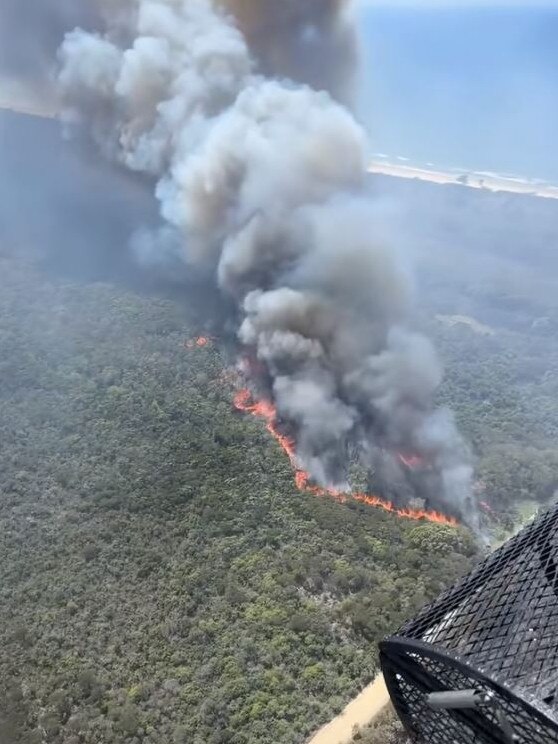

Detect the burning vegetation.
xmin=234 ymin=388 xmax=457 ymax=527
xmin=55 ymin=0 xmax=476 ymax=528
xmin=1 ymin=2 xmax=557 ymax=744
xmin=185 ymin=335 xmax=213 ymax=350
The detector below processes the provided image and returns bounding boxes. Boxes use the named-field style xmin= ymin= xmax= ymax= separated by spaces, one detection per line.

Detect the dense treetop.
xmin=3 ymin=176 xmax=558 ymax=742
xmin=0 ymin=253 xmax=477 ymax=744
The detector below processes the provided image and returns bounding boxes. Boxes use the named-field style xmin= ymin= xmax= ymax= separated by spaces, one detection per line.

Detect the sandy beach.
xmin=368 ymin=159 xmax=558 ymax=200
xmin=0 ymin=79 xmax=58 ymax=120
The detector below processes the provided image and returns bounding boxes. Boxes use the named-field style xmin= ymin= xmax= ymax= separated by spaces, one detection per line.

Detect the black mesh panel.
xmin=380 ymin=504 xmax=558 ymax=743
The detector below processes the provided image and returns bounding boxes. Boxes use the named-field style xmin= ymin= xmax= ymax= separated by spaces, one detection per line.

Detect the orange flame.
xmin=185 ymin=336 xmax=213 ymax=349
xmin=234 ymin=389 xmax=458 ymax=526
xmin=479 ymin=500 xmax=495 ymax=517
xmin=397 ymin=452 xmax=425 ymax=470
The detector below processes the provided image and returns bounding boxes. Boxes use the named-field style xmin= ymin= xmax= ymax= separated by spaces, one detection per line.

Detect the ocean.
xmin=356 ymin=4 xmax=558 ymax=184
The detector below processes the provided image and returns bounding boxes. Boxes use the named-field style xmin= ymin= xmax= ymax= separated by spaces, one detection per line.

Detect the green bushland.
xmin=0 ymin=254 xmax=477 ymax=744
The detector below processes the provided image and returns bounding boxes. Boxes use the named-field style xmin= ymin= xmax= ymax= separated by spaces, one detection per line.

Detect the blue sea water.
xmin=356 ymin=5 xmax=558 ymax=183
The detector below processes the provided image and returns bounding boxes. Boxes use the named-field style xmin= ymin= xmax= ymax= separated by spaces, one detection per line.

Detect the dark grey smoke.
xmin=221 ymin=0 xmax=358 ymax=103
xmin=55 ymin=0 xmax=475 ymax=524
xmin=0 ymin=110 xmax=154 ymax=281
xmin=0 ymin=0 xmax=355 ymax=100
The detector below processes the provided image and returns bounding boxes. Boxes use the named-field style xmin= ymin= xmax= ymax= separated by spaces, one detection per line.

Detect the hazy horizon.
xmin=356 ymin=3 xmax=558 ymax=183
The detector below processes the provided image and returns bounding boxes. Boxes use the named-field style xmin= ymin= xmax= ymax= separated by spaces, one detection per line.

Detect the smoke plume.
xmin=56 ymin=0 xmax=476 ymax=525
xmin=219 ymin=0 xmax=357 ymax=103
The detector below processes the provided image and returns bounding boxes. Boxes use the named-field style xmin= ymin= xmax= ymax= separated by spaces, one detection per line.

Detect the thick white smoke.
xmin=57 ymin=0 xmax=476 ymax=524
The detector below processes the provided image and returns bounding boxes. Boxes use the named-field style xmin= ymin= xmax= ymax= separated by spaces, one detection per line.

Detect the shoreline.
xmin=0 ymin=100 xmax=57 ymax=120
xmin=1 ymin=95 xmax=556 ymax=201
xmin=368 ymin=160 xmax=558 ymax=200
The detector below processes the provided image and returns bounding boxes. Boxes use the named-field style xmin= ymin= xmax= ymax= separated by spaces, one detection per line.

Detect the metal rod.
xmin=427 ymin=690 xmax=482 ymax=710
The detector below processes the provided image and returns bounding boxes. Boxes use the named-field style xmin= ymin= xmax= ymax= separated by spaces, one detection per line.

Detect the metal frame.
xmin=381 ymin=637 xmax=558 ymax=743
xmin=379 ymin=502 xmax=558 ymax=743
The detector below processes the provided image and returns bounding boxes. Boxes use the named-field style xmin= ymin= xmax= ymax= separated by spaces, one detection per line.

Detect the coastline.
xmin=368 ymin=160 xmax=558 ymax=200
xmin=1 ymin=91 xmax=556 ymax=201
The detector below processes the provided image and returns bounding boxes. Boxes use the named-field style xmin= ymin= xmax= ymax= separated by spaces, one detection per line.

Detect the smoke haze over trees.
xmin=52 ymin=0 xmax=475 ymax=524
xmin=0 ymin=244 xmax=477 ymax=744
xmin=2 ymin=2 xmax=558 ymax=743
xmin=2 ymin=172 xmax=558 ymax=740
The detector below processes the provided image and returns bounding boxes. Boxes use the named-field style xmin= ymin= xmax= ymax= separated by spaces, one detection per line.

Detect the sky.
xmin=355 ymin=1 xmax=558 ymax=181
xmin=357 ymin=0 xmax=558 ymax=8
xmin=0 ymin=1 xmax=556 ymax=182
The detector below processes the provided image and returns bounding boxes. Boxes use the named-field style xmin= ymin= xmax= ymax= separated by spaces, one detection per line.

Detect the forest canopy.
xmin=0 ymin=251 xmax=479 ymax=744
xmin=2 ymin=163 xmax=558 ymax=744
